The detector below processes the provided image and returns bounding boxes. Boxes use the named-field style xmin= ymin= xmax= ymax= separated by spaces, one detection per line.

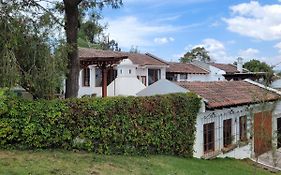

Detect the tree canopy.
xmin=180 ymin=47 xmax=211 ymax=63
xmin=0 ymin=0 xmax=123 ymax=98
xmin=0 ymin=12 xmax=67 ymax=99
xmin=244 ymin=59 xmax=273 ymax=73
xmin=244 ymin=59 xmax=274 ymax=84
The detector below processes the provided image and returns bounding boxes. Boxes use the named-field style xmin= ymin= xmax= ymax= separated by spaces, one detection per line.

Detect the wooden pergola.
xmin=79 ymin=48 xmax=128 ymax=97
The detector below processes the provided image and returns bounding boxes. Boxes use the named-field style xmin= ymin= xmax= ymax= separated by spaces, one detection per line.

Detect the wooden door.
xmin=254 ymin=111 xmax=272 ymax=156
xmin=204 ymin=122 xmax=215 ymax=153
xmin=223 ymin=119 xmax=232 ymax=147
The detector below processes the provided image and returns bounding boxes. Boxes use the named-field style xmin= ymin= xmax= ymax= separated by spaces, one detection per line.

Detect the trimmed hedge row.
xmin=0 ymin=92 xmax=201 ymax=157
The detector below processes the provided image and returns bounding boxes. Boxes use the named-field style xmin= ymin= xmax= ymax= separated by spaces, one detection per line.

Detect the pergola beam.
xmin=79 ymin=48 xmax=128 ymax=97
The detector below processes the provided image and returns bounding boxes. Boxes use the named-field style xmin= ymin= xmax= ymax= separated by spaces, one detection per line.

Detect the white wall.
xmin=175 ymin=72 xmax=225 ymax=82
xmin=208 ymin=65 xmax=226 ymax=81
xmin=160 ymin=67 xmax=166 ymax=79
xmin=136 ymin=67 xmax=148 ymax=86
xmin=194 ymin=102 xmax=277 ymax=159
xmin=194 ymin=106 xmax=249 ymax=158
xmin=77 ymin=65 xmax=166 ymax=97
xmin=78 ymin=66 xmax=102 ymax=97
xmin=108 ymin=77 xmax=145 ymax=96
xmin=107 ymin=61 xmax=146 ymax=96
xmin=188 ymin=61 xmax=226 ymax=82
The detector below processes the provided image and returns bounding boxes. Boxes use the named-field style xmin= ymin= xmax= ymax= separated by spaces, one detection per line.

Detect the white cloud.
xmin=154 ymin=37 xmax=174 ymax=45
xmin=238 ymin=48 xmax=260 ymax=58
xmin=104 ymin=16 xmax=182 ymax=48
xmin=275 ymin=42 xmax=281 ymax=53
xmin=224 ymin=1 xmax=281 ymax=41
xmin=173 ymin=38 xmax=234 ymax=63
xmin=210 ymin=21 xmax=220 ymax=27
xmin=194 ymin=38 xmax=230 ymax=62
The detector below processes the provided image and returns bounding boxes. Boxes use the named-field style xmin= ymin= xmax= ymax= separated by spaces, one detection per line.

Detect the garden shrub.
xmin=0 ymin=92 xmax=201 ymax=157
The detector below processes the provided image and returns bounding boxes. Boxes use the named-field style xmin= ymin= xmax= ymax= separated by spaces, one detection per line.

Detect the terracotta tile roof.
xmin=177 ymin=81 xmax=280 ymax=109
xmin=79 ymin=48 xmax=127 ymax=60
xmin=126 ymin=53 xmax=168 ymax=66
xmin=167 ymin=62 xmax=209 ymax=74
xmin=210 ymin=63 xmax=246 ymax=74
xmin=79 ymin=48 xmax=167 ymax=66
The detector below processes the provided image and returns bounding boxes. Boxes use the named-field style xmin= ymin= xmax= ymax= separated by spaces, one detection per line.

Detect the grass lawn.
xmin=0 ymin=150 xmax=279 ymax=175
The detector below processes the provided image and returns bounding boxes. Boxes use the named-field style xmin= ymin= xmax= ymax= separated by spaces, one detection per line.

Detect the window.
xmin=129 ymin=69 xmax=132 ymax=74
xmin=138 ymin=76 xmax=147 ymax=86
xmin=239 ymin=116 xmax=247 ymax=142
xmin=166 ymin=73 xmax=177 ymax=81
xmin=180 ymin=74 xmax=188 ymax=80
xmin=95 ymin=68 xmax=102 ymax=87
xmin=141 ymin=76 xmax=147 ymax=86
xmin=223 ymin=119 xmax=232 ymax=147
xmin=204 ymin=122 xmax=215 ymax=153
xmin=148 ymin=69 xmax=161 ymax=85
xmin=82 ymin=67 xmax=90 ymax=87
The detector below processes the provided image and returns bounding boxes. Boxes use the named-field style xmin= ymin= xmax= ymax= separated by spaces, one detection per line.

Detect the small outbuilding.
xmin=137 ymin=79 xmax=281 ymax=159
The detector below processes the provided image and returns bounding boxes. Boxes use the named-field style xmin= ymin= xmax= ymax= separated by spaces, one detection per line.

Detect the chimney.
xmin=237 ymin=57 xmax=243 ymax=73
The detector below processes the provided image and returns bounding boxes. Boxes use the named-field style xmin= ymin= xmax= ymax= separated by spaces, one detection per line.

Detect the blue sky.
xmin=101 ymin=0 xmax=281 ymax=70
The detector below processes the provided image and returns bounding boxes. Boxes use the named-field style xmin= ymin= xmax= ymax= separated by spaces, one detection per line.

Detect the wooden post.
xmin=101 ymin=64 xmax=108 ymax=97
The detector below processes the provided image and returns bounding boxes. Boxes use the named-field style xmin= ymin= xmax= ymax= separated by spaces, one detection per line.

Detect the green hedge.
xmin=0 ymin=91 xmax=201 ymax=157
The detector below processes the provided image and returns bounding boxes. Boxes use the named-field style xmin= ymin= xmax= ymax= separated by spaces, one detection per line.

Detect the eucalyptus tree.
xmin=0 ymin=0 xmax=122 ymax=98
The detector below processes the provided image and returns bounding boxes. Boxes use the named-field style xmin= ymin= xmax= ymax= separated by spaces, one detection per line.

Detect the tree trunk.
xmin=64 ymin=0 xmax=80 ymax=98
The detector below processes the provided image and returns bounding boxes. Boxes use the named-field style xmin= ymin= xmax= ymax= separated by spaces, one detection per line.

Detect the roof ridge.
xmin=190 ymin=62 xmax=210 ymax=73
xmin=145 ymin=53 xmax=169 ymax=65
xmin=244 ymin=79 xmax=281 ymax=96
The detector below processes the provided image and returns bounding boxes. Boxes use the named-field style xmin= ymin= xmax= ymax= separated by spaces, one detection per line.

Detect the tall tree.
xmin=244 ymin=59 xmax=274 ymax=84
xmin=78 ymin=15 xmax=121 ymax=51
xmin=63 ymin=0 xmax=122 ymax=98
xmin=1 ymin=0 xmax=122 ymax=98
xmin=244 ymin=59 xmax=273 ymax=73
xmin=180 ymin=47 xmax=211 ymax=63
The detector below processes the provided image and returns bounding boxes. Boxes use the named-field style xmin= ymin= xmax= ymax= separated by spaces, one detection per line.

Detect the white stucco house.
xmin=137 ymin=79 xmax=281 ymax=159
xmin=167 ymin=58 xmax=267 ymax=82
xmin=107 ymin=59 xmax=146 ymax=96
xmin=76 ymin=48 xmax=268 ymax=98
xmin=166 ymin=62 xmax=226 ymax=82
xmin=77 ymin=48 xmax=168 ymax=97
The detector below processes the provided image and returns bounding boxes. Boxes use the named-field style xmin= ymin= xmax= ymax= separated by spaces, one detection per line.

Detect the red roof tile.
xmin=126 ymin=53 xmax=168 ymax=66
xmin=79 ymin=48 xmax=127 ymax=59
xmin=79 ymin=48 xmax=167 ymax=66
xmin=210 ymin=63 xmax=246 ymax=74
xmin=177 ymin=81 xmax=280 ymax=109
xmin=167 ymin=62 xmax=209 ymax=74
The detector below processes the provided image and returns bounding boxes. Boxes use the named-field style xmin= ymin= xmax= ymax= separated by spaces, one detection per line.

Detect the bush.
xmin=0 ymin=93 xmax=201 ymax=157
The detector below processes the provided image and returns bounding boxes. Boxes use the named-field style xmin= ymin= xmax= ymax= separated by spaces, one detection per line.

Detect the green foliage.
xmin=244 ymin=59 xmax=273 ymax=73
xmin=180 ymin=47 xmax=211 ymax=63
xmin=0 ymin=46 xmax=19 ymax=88
xmin=78 ymin=14 xmax=121 ymax=51
xmin=0 ymin=93 xmax=201 ymax=157
xmin=244 ymin=59 xmax=274 ymax=84
xmin=0 ymin=13 xmax=67 ymax=99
